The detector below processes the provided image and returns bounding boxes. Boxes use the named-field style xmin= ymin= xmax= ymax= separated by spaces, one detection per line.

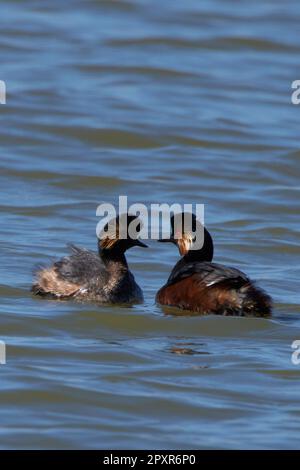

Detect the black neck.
xmin=183 ymin=249 xmax=213 ymax=263
xmin=100 ymin=248 xmax=128 ymax=270
xmin=183 ymin=228 xmax=214 ymax=263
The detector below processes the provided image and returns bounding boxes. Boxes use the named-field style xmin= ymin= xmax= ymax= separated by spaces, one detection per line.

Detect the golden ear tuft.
xmin=100 ymin=237 xmax=118 ymax=250
xmin=177 ymin=233 xmax=193 ymax=256
xmin=99 ymin=219 xmax=120 ymax=249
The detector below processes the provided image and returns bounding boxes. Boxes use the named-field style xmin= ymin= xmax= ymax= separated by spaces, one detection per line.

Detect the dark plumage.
xmin=156 ymin=213 xmax=272 ymax=316
xmin=32 ymin=214 xmax=147 ymax=304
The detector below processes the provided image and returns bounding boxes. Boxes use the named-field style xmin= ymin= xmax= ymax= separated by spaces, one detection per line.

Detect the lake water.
xmin=1 ymin=0 xmax=300 ymax=449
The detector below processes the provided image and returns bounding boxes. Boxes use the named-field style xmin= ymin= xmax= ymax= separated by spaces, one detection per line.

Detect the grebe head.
xmin=99 ymin=213 xmax=148 ymax=254
xmin=158 ymin=212 xmax=214 ymax=262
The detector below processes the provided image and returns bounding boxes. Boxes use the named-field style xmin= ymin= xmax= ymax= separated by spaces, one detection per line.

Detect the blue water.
xmin=0 ymin=0 xmax=300 ymax=449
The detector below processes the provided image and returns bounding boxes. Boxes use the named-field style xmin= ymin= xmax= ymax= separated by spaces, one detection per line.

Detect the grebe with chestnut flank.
xmin=156 ymin=213 xmax=272 ymax=316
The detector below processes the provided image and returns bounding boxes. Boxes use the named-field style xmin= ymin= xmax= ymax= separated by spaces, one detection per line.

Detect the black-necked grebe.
xmin=32 ymin=214 xmax=147 ymax=304
xmin=156 ymin=213 xmax=272 ymax=316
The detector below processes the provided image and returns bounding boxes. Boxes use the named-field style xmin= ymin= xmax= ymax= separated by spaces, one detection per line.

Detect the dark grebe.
xmin=156 ymin=213 xmax=272 ymax=316
xmin=32 ymin=214 xmax=147 ymax=304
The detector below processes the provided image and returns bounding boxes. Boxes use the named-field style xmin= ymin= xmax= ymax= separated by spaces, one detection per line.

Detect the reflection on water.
xmin=0 ymin=0 xmax=300 ymax=450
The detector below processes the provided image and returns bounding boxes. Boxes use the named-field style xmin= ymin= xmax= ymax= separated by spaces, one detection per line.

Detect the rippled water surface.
xmin=1 ymin=0 xmax=300 ymax=449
